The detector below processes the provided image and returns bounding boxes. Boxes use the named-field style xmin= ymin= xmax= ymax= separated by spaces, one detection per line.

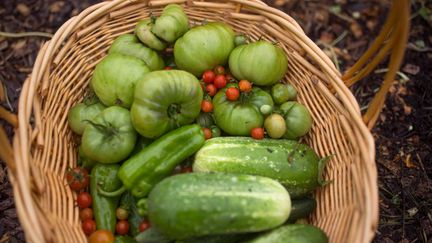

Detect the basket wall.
xmin=12 ymin=0 xmax=378 ymax=242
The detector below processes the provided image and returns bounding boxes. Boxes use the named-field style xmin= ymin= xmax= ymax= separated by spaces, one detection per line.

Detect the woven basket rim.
xmin=11 ymin=1 xmax=378 ymax=242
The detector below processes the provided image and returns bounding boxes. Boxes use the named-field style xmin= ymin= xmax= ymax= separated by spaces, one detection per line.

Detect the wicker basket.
xmin=10 ymin=0 xmax=378 ymax=242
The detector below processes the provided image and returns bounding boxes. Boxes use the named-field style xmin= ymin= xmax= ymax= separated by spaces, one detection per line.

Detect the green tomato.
xmin=174 ymin=22 xmax=235 ymax=76
xmin=229 ymin=40 xmax=288 ymax=86
xmin=196 ymin=112 xmax=215 ymax=128
xmin=213 ymin=87 xmax=273 ymax=136
xmin=152 ymin=4 xmax=189 ymax=43
xmin=68 ymin=102 xmax=105 ymax=135
xmin=82 ymin=106 xmax=137 ymax=164
xmin=109 ymin=34 xmax=165 ymax=71
xmin=131 ymin=70 xmax=203 ymax=138
xmin=78 ymin=144 xmax=97 ymax=169
xmin=91 ymin=53 xmax=150 ymax=108
xmin=271 ymin=83 xmax=297 ymax=104
xmin=264 ymin=113 xmax=286 ymax=139
xmin=135 ymin=19 xmax=167 ymax=51
xmin=260 ymin=104 xmax=273 ymax=116
xmin=280 ymin=101 xmax=312 ymax=140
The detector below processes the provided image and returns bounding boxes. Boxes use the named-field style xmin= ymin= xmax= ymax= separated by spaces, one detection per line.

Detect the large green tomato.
xmin=280 ymin=101 xmax=312 ymax=140
xmin=109 ymin=34 xmax=165 ymax=71
xmin=135 ymin=19 xmax=167 ymax=51
xmin=82 ymin=106 xmax=137 ymax=164
xmin=229 ymin=41 xmax=288 ymax=86
xmin=68 ymin=101 xmax=105 ymax=135
xmin=174 ymin=22 xmax=235 ymax=76
xmin=152 ymin=4 xmax=189 ymax=43
xmin=213 ymin=87 xmax=273 ymax=136
xmin=131 ymin=70 xmax=203 ymax=138
xmin=91 ymin=53 xmax=150 ymax=108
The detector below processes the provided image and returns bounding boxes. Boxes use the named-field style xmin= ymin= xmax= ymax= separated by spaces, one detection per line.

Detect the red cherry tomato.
xmin=88 ymin=230 xmax=115 ymax=243
xmin=164 ymin=66 xmax=173 ymax=70
xmin=239 ymin=80 xmax=252 ymax=92
xmin=181 ymin=167 xmax=193 ymax=173
xmin=116 ymin=220 xmax=130 ymax=235
xmin=225 ymin=73 xmax=235 ymax=82
xmin=80 ymin=208 xmax=93 ymax=221
xmin=139 ymin=220 xmax=151 ymax=232
xmin=202 ymin=128 xmax=212 ymax=140
xmin=205 ymin=84 xmax=217 ymax=97
xmin=251 ymin=127 xmax=265 ymax=140
xmin=225 ymin=87 xmax=240 ymax=101
xmin=214 ymin=65 xmax=225 ymax=75
xmin=77 ymin=192 xmax=92 ymax=208
xmin=202 ymin=70 xmax=216 ymax=83
xmin=66 ymin=167 xmax=89 ymax=192
xmin=201 ymin=100 xmax=213 ymax=113
xmin=82 ymin=219 xmax=96 ymax=235
xmin=214 ymin=75 xmax=227 ymax=89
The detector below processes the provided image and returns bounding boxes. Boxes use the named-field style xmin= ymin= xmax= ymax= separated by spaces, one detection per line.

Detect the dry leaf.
xmin=350 ymin=22 xmax=363 ymax=38
xmin=16 ymin=3 xmax=30 ymax=17
xmin=49 ymin=1 xmax=65 ymax=13
xmin=403 ymin=154 xmax=416 ymax=168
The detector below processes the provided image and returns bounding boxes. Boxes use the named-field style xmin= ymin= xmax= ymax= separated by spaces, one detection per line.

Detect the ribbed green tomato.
xmin=68 ymin=102 xmax=105 ymax=135
xmin=152 ymin=4 xmax=189 ymax=43
xmin=280 ymin=101 xmax=312 ymax=139
xmin=229 ymin=41 xmax=288 ymax=86
xmin=91 ymin=53 xmax=150 ymax=108
xmin=213 ymin=87 xmax=273 ymax=136
xmin=174 ymin=22 xmax=235 ymax=76
xmin=82 ymin=106 xmax=137 ymax=164
xmin=135 ymin=19 xmax=167 ymax=51
xmin=131 ymin=70 xmax=203 ymax=138
xmin=109 ymin=34 xmax=165 ymax=71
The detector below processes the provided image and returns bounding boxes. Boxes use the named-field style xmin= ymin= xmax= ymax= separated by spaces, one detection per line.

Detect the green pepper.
xmin=99 ymin=125 xmax=205 ymax=198
xmin=119 ymin=192 xmax=144 ymax=237
xmin=90 ymin=164 xmax=123 ymax=232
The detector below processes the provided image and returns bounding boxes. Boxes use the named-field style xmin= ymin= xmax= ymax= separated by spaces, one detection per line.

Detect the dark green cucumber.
xmin=147 ymin=173 xmax=291 ymax=240
xmin=193 ymin=137 xmax=327 ymax=199
xmin=245 ymin=224 xmax=328 ymax=243
xmin=181 ymin=234 xmax=246 ymax=243
xmin=287 ymin=198 xmax=317 ymax=223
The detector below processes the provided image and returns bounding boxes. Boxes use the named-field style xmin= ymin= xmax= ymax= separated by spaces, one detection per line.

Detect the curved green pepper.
xmin=99 ymin=125 xmax=205 ymax=198
xmin=152 ymin=4 xmax=189 ymax=43
xmin=90 ymin=164 xmax=123 ymax=232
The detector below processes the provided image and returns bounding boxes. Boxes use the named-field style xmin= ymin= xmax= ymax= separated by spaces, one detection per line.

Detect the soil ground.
xmin=1 ymin=0 xmax=431 ymax=242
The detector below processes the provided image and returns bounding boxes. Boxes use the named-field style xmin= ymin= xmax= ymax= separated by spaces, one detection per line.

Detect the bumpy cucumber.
xmin=245 ymin=224 xmax=328 ymax=243
xmin=193 ymin=137 xmax=327 ymax=199
xmin=147 ymin=173 xmax=291 ymax=240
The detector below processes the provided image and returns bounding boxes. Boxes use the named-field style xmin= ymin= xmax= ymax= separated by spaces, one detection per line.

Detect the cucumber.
xmin=245 ymin=224 xmax=328 ymax=243
xmin=193 ymin=137 xmax=327 ymax=199
xmin=147 ymin=173 xmax=291 ymax=240
xmin=287 ymin=198 xmax=317 ymax=223
xmin=180 ymin=234 xmax=246 ymax=243
xmin=135 ymin=227 xmax=172 ymax=243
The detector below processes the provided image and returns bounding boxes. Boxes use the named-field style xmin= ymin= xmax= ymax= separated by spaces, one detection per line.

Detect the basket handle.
xmin=0 ymin=81 xmax=18 ymax=172
xmin=342 ymin=0 xmax=410 ymax=129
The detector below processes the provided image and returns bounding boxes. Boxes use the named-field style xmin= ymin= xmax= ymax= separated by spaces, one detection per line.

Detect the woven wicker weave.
xmin=11 ymin=0 xmax=378 ymax=242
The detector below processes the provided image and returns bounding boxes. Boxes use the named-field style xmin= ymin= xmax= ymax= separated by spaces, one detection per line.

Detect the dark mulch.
xmin=1 ymin=0 xmax=431 ymax=242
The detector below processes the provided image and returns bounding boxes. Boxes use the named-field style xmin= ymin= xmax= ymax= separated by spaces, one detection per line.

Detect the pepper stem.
xmin=97 ymin=185 xmax=126 ymax=197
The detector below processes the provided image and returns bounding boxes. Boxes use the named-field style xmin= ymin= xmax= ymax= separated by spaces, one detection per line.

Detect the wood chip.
xmin=16 ymin=3 xmax=30 ymax=17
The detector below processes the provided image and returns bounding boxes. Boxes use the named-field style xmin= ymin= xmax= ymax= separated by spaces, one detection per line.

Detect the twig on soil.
xmin=0 ymin=31 xmax=53 ymax=38
xmin=0 ymin=106 xmax=18 ymax=128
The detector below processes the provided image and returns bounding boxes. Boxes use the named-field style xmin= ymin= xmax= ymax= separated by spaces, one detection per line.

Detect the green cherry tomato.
xmin=82 ymin=106 xmax=137 ymax=163
xmin=229 ymin=40 xmax=288 ymax=86
xmin=109 ymin=34 xmax=165 ymax=71
xmin=68 ymin=102 xmax=105 ymax=135
xmin=134 ymin=19 xmax=167 ymax=51
xmin=174 ymin=22 xmax=235 ymax=76
xmin=264 ymin=113 xmax=286 ymax=139
xmin=260 ymin=104 xmax=273 ymax=116
xmin=131 ymin=70 xmax=203 ymax=138
xmin=213 ymin=87 xmax=273 ymax=136
xmin=271 ymin=83 xmax=297 ymax=104
xmin=91 ymin=53 xmax=150 ymax=108
xmin=280 ymin=101 xmax=312 ymax=140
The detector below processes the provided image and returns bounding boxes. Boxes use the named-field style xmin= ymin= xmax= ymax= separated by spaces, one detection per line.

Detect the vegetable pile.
xmin=66 ymin=4 xmax=329 ymax=243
